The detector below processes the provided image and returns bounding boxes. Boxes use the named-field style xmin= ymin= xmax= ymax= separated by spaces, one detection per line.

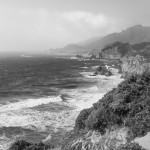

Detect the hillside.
xmin=122 ymin=55 xmax=150 ymax=78
xmin=51 ymin=25 xmax=150 ymax=55
xmin=49 ymin=44 xmax=91 ymax=55
xmin=99 ymin=41 xmax=150 ymax=78
xmin=83 ymin=25 xmax=150 ymax=50
xmin=101 ymin=42 xmax=132 ymax=59
xmin=62 ymin=73 xmax=150 ymax=150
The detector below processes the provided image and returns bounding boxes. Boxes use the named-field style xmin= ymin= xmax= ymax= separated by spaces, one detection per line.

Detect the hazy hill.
xmin=50 ymin=25 xmax=150 ymax=55
xmin=49 ymin=44 xmax=92 ymax=55
xmin=82 ymin=25 xmax=150 ymax=50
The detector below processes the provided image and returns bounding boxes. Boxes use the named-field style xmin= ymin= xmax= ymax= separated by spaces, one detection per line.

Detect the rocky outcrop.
xmin=91 ymin=65 xmax=112 ymax=76
xmin=98 ymin=41 xmax=150 ymax=61
xmin=100 ymin=42 xmax=132 ymax=60
xmin=62 ymin=128 xmax=128 ymax=150
xmin=76 ymin=52 xmax=97 ymax=60
xmin=122 ymin=55 xmax=150 ymax=78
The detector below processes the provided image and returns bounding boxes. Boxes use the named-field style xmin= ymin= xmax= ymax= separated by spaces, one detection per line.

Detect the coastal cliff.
xmin=122 ymin=55 xmax=150 ymax=78
xmin=62 ymin=73 xmax=150 ymax=150
xmin=101 ymin=42 xmax=132 ymax=60
xmin=8 ymin=42 xmax=150 ymax=150
xmin=97 ymin=42 xmax=150 ymax=78
xmin=99 ymin=42 xmax=150 ymax=60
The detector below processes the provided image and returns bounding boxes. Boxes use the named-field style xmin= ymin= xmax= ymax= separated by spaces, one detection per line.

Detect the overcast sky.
xmin=0 ymin=0 xmax=150 ymax=53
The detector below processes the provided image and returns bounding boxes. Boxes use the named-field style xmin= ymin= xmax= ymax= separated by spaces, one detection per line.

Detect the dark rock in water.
xmin=8 ymin=140 xmax=54 ymax=150
xmin=76 ymin=52 xmax=97 ymax=60
xmin=91 ymin=65 xmax=113 ymax=76
xmin=62 ymin=73 xmax=150 ymax=150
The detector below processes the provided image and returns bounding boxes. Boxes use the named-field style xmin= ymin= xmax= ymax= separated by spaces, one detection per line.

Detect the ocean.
xmin=0 ymin=56 xmax=122 ymax=149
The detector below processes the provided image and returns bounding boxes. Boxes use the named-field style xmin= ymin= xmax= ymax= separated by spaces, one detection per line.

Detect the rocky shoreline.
xmin=8 ymin=42 xmax=150 ymax=150
xmin=8 ymin=61 xmax=125 ymax=150
xmin=61 ymin=73 xmax=150 ymax=150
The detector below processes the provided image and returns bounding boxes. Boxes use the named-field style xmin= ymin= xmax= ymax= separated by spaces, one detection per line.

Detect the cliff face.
xmin=99 ymin=42 xmax=150 ymax=60
xmin=122 ymin=55 xmax=150 ymax=78
xmin=62 ymin=73 xmax=150 ymax=150
xmin=98 ymin=42 xmax=150 ymax=78
xmin=101 ymin=42 xmax=132 ymax=59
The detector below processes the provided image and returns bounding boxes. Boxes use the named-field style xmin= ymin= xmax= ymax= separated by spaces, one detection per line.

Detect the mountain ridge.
xmin=50 ymin=25 xmax=150 ymax=55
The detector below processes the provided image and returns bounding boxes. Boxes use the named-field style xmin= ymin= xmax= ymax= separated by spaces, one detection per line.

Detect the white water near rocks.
xmin=0 ymin=63 xmax=123 ymax=149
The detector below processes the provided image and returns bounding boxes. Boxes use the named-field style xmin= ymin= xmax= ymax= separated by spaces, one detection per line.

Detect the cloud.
xmin=0 ymin=5 xmax=119 ymax=52
xmin=61 ymin=11 xmax=119 ymax=38
xmin=62 ymin=11 xmax=109 ymax=28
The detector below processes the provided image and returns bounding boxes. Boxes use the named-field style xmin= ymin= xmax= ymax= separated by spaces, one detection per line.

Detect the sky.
xmin=0 ymin=0 xmax=150 ymax=53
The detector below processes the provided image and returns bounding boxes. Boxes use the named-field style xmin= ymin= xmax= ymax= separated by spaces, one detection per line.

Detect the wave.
xmin=62 ymin=87 xmax=103 ymax=110
xmin=0 ymin=96 xmax=62 ymax=113
xmin=0 ymin=84 xmax=104 ymax=133
xmin=20 ymin=55 xmax=33 ymax=58
xmin=0 ymin=70 xmax=123 ymax=149
xmin=79 ymin=67 xmax=88 ymax=69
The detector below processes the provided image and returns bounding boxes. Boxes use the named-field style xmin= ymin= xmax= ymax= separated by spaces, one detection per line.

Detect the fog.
xmin=0 ymin=0 xmax=150 ymax=54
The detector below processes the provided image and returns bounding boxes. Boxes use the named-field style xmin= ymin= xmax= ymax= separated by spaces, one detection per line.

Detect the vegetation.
xmin=75 ymin=108 xmax=93 ymax=130
xmin=75 ymin=73 xmax=150 ymax=139
xmin=101 ymin=42 xmax=131 ymax=57
xmin=8 ymin=140 xmax=54 ymax=150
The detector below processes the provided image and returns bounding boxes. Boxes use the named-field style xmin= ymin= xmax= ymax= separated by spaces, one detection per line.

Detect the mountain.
xmin=49 ymin=44 xmax=91 ymax=55
xmin=50 ymin=25 xmax=150 ymax=55
xmin=82 ymin=25 xmax=150 ymax=50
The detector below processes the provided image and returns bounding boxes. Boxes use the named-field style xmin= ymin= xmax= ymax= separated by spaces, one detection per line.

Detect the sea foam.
xmin=0 ymin=96 xmax=62 ymax=113
xmin=0 ymin=69 xmax=123 ymax=149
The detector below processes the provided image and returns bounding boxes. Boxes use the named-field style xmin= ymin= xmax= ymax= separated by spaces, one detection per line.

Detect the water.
xmin=0 ymin=56 xmax=122 ymax=149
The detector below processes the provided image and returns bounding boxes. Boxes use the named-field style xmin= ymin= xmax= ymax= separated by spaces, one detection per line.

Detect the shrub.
xmin=74 ymin=73 xmax=150 ymax=138
xmin=8 ymin=140 xmax=32 ymax=150
xmin=75 ymin=108 xmax=93 ymax=130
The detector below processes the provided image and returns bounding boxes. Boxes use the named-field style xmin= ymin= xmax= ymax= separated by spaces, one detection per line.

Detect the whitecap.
xmin=0 ymin=96 xmax=62 ymax=113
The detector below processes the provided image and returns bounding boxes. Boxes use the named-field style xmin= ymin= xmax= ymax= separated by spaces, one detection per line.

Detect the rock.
xmin=101 ymin=42 xmax=132 ymax=60
xmin=122 ymin=55 xmax=150 ymax=78
xmin=91 ymin=65 xmax=113 ymax=76
xmin=62 ymin=128 xmax=128 ymax=150
xmin=76 ymin=52 xmax=97 ymax=60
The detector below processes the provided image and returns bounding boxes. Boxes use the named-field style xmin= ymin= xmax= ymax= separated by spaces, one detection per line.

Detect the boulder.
xmin=122 ymin=55 xmax=150 ymax=78
xmin=91 ymin=65 xmax=112 ymax=76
